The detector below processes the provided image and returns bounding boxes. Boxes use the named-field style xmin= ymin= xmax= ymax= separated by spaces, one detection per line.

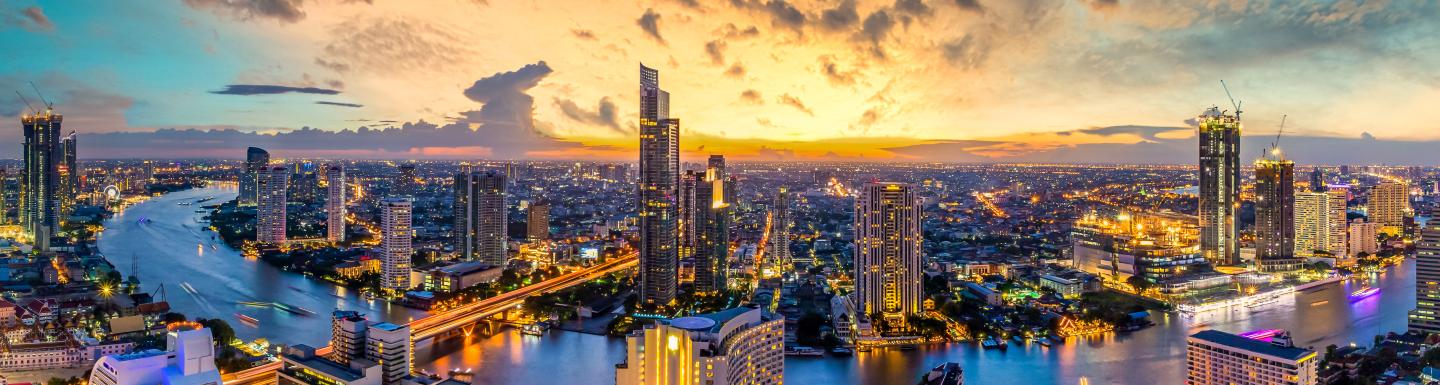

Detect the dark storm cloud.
xmin=183 ymin=0 xmax=306 ymax=23
xmin=209 ymin=84 xmax=341 ymax=95
xmin=638 ymin=8 xmax=664 ymax=43
xmin=316 ymin=101 xmax=363 ymax=108
xmin=820 ymin=0 xmax=859 ymax=31
xmin=555 ymin=96 xmax=622 ymax=132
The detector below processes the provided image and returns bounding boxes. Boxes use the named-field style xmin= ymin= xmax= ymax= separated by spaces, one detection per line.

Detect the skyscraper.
xmin=768 ymin=187 xmax=792 ymax=272
xmin=1295 ymin=190 xmax=1346 ymax=257
xmin=1185 ymin=330 xmax=1317 ymax=385
xmin=256 ymin=165 xmax=289 ymax=244
xmin=381 ymin=197 xmax=413 ymax=293
xmin=453 ymin=170 xmax=507 ymax=265
xmin=1309 ymin=167 xmax=1325 ymax=192
xmin=678 ymin=170 xmax=700 ymax=266
xmin=1347 ymin=219 xmax=1379 ymax=257
xmin=1369 ymin=181 xmax=1408 ymax=235
xmin=240 ymin=147 xmax=269 ymax=205
xmin=854 ymin=182 xmax=922 ymax=330
xmin=57 ymin=131 xmax=77 ymax=224
xmin=692 ymin=163 xmax=730 ymax=295
xmin=326 ymin=165 xmax=346 ymax=243
xmin=1410 ymin=207 xmax=1440 ymax=334
xmin=21 ymin=108 xmax=62 ymax=250
xmin=616 ymin=306 xmax=784 ymax=385
xmin=396 ymin=163 xmax=419 ymax=196
xmin=527 ymin=200 xmax=549 ymax=241
xmin=329 ymin=310 xmax=367 ymax=365
xmin=365 ymin=322 xmax=412 ymax=384
xmin=638 ymin=63 xmax=680 ymax=306
xmin=1254 ymin=158 xmax=1299 ymax=272
xmin=1198 ymin=107 xmax=1241 ymax=266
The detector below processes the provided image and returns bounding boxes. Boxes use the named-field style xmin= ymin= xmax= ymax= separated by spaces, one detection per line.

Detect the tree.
xmin=200 ymin=318 xmax=237 ymax=345
xmin=1126 ymin=276 xmax=1152 ymax=294
xmin=162 ymin=312 xmax=188 ymax=323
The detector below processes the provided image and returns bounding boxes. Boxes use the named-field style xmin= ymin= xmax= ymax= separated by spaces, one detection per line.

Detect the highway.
xmin=221 ymin=253 xmax=638 ymax=385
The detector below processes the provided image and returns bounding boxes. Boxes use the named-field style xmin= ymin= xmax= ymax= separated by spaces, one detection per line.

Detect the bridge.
xmin=221 ymin=253 xmax=638 ymax=385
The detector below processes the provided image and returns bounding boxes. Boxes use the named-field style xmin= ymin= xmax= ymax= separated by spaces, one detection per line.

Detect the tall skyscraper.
xmin=1197 ymin=107 xmax=1241 ymax=266
xmin=20 ymin=108 xmax=62 ymax=250
xmin=1185 ymin=330 xmax=1317 ymax=385
xmin=381 ymin=197 xmax=413 ymax=293
xmin=707 ymin=154 xmax=735 ymax=207
xmin=638 ymin=63 xmax=680 ymax=306
xmin=396 ymin=163 xmax=419 ymax=196
xmin=854 ymin=182 xmax=922 ymax=330
xmin=1411 ymin=208 xmax=1440 ymax=333
xmin=326 ymin=166 xmax=346 ymax=243
xmin=692 ymin=163 xmax=730 ymax=295
xmin=678 ymin=170 xmax=700 ymax=265
xmin=57 ymin=131 xmax=77 ymax=224
xmin=240 ymin=147 xmax=269 ymax=205
xmin=1254 ymin=158 xmax=1299 ymax=272
xmin=1295 ymin=190 xmax=1346 ymax=257
xmin=527 ymin=200 xmax=549 ymax=241
xmin=616 ymin=306 xmax=784 ymax=385
xmin=1369 ymin=181 xmax=1408 ymax=235
xmin=1309 ymin=167 xmax=1325 ymax=192
xmin=256 ymin=165 xmax=289 ymax=244
xmin=1347 ymin=219 xmax=1379 ymax=257
xmin=768 ymin=187 xmax=792 ymax=271
xmin=454 ymin=170 xmax=507 ymax=265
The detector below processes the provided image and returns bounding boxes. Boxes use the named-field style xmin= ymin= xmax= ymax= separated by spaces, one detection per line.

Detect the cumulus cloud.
xmin=820 ymin=0 xmax=859 ymax=31
xmin=317 ymin=16 xmax=472 ymax=74
xmin=894 ymin=0 xmax=932 ymax=17
xmin=762 ymin=0 xmax=806 ymax=33
xmin=942 ymin=35 xmax=990 ymax=69
xmin=637 ymin=8 xmax=664 ymax=43
xmin=555 ymin=96 xmax=623 ymax=132
xmin=857 ymin=10 xmax=895 ymax=58
xmin=740 ymin=89 xmax=763 ymax=104
xmin=210 ymin=84 xmax=340 ymax=95
xmin=717 ymin=23 xmax=760 ymax=39
xmin=726 ymin=63 xmax=746 ymax=77
xmin=819 ymin=56 xmax=858 ymax=85
xmin=183 ymin=0 xmax=306 ymax=23
xmin=952 ymin=0 xmax=984 ymax=13
xmin=777 ymin=93 xmax=813 ymax=115
xmin=705 ymin=40 xmax=726 ymax=65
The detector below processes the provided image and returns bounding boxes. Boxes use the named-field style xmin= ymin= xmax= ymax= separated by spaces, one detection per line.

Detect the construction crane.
xmin=1220 ymin=80 xmax=1242 ymax=120
xmin=30 ymin=81 xmax=53 ymax=110
xmin=1271 ymin=114 xmax=1287 ymax=155
xmin=14 ymin=90 xmax=37 ymax=115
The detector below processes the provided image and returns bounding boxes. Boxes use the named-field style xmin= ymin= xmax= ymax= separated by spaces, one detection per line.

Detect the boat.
xmin=855 ymin=345 xmax=872 ymax=353
xmin=1349 ymin=287 xmax=1380 ymax=300
xmin=1296 ymin=275 xmax=1343 ymax=292
xmin=1011 ymin=335 xmax=1024 ymax=344
xmin=235 ymin=313 xmax=259 ymax=326
xmin=785 ymin=347 xmax=824 ymax=357
xmin=520 ymin=324 xmax=545 ymax=336
xmin=829 ymin=347 xmax=853 ymax=356
xmin=1037 ymin=339 xmax=1052 ymax=347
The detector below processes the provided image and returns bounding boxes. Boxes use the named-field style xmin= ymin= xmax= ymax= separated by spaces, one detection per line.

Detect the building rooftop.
xmin=286 ymin=351 xmax=368 ymax=382
xmin=370 ymin=322 xmax=406 ymax=332
xmin=1190 ymin=330 xmax=1315 ymax=361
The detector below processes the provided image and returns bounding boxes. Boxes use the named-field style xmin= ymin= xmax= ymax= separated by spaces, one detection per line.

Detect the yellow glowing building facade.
xmin=1071 ymin=210 xmax=1206 ymax=284
xmin=1369 ymin=181 xmax=1409 ymax=235
xmin=616 ymin=306 xmax=783 ymax=385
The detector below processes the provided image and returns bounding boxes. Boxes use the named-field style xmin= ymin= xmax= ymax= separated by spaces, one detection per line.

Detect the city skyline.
xmin=3 ymin=1 xmax=1440 ymax=163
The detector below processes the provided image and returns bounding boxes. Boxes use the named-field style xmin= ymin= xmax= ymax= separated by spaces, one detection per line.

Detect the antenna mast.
xmin=1220 ymin=80 xmax=1242 ymax=120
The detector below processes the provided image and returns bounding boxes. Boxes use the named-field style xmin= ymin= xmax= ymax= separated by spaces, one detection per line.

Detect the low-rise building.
xmin=421 ymin=261 xmax=502 ymax=294
xmin=278 ymin=344 xmax=382 ymax=385
xmin=1072 ymin=210 xmax=1207 ymax=284
xmin=89 ymin=325 xmax=221 ymax=385
xmin=1186 ymin=330 xmax=1318 ymax=385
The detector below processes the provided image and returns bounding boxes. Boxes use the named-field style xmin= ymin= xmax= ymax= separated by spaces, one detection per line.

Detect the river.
xmin=101 ymin=187 xmax=1415 ymax=384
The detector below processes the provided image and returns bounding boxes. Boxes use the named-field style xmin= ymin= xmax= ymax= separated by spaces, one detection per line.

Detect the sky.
xmin=2 ymin=0 xmax=1440 ymax=163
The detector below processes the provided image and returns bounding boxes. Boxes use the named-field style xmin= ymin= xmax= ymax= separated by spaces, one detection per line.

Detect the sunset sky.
xmin=3 ymin=0 xmax=1440 ymax=163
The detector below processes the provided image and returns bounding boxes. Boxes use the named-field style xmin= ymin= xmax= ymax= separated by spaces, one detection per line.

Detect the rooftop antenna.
xmin=29 ymin=81 xmax=53 ymax=110
xmin=14 ymin=91 xmax=38 ymax=115
xmin=1220 ymin=80 xmax=1242 ymax=120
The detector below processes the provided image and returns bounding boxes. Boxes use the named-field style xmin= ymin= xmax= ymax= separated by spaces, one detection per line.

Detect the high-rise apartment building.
xmin=327 ymin=165 xmax=347 ymax=243
xmin=1198 ymin=107 xmax=1241 ymax=266
xmin=1185 ymin=330 xmax=1317 ymax=385
xmin=616 ymin=306 xmax=784 ymax=385
xmin=678 ymin=170 xmax=700 ymax=266
xmin=381 ymin=197 xmax=413 ymax=293
xmin=527 ymin=200 xmax=549 ymax=241
xmin=1254 ymin=158 xmax=1299 ymax=272
xmin=21 ymin=108 xmax=62 ymax=250
xmin=365 ymin=322 xmax=412 ymax=384
xmin=395 ymin=163 xmax=418 ymax=196
xmin=1369 ymin=181 xmax=1409 ymax=235
xmin=57 ymin=132 xmax=77 ymax=224
xmin=453 ymin=170 xmax=507 ymax=265
xmin=1295 ymin=190 xmax=1346 ymax=257
xmin=241 ymin=147 xmax=270 ymax=205
xmin=330 ymin=310 xmax=368 ymax=365
xmin=693 ymin=163 xmax=730 ymax=295
xmin=638 ymin=63 xmax=680 ymax=306
xmin=1410 ymin=208 xmax=1440 ymax=333
xmin=1347 ymin=219 xmax=1379 ymax=257
xmin=1309 ymin=167 xmax=1325 ymax=192
xmin=257 ymin=165 xmax=289 ymax=244
xmin=854 ymin=182 xmax=922 ymax=330
xmin=768 ymin=187 xmax=792 ymax=272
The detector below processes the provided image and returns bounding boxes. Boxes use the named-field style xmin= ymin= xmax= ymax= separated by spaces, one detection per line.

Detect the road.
xmin=221 ymin=253 xmax=638 ymax=385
